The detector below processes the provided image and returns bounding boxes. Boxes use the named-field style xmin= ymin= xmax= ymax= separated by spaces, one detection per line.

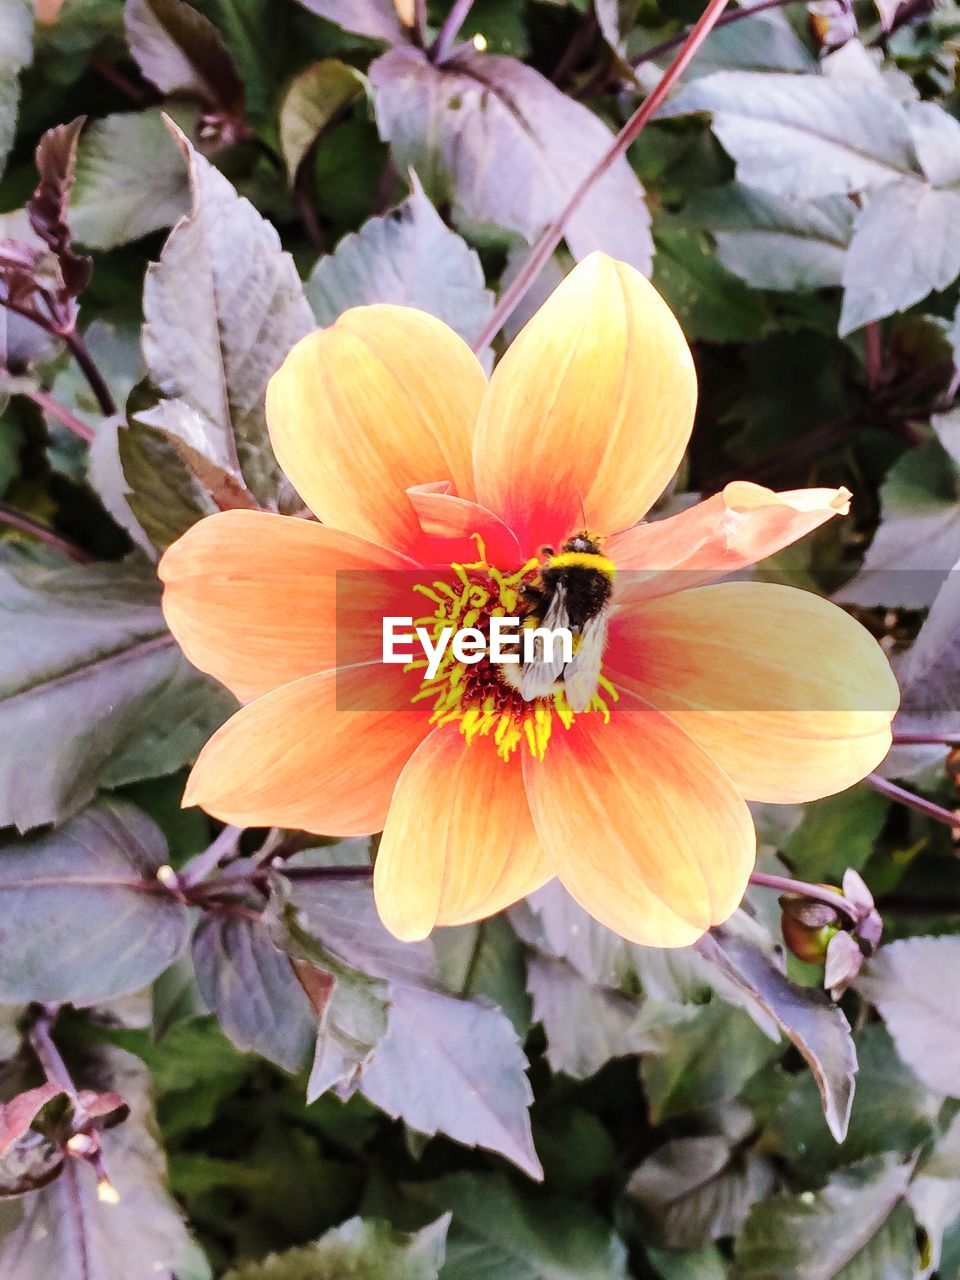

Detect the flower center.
xmin=408 ymin=536 xmax=617 ymax=761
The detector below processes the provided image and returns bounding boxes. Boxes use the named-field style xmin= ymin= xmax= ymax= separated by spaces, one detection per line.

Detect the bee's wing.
xmin=561 ymin=611 xmax=608 ymax=713
xmin=517 ymin=583 xmax=570 ymax=702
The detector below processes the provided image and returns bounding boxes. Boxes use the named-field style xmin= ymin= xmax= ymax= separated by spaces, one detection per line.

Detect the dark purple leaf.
xmin=0 ymin=1083 xmax=64 ymax=1159
xmin=124 ymin=0 xmax=245 ymax=117
xmin=193 ymin=915 xmax=317 ymax=1073
xmin=369 ymin=45 xmax=652 ymax=271
xmin=293 ymin=0 xmax=410 ymax=43
xmin=697 ymin=924 xmax=857 ymax=1141
xmin=0 ymin=801 xmax=189 ymax=1004
xmin=28 ymin=117 xmax=92 ymax=301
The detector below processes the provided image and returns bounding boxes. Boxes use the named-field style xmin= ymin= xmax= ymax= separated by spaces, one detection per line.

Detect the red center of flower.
xmin=408 ymin=536 xmax=617 ymax=761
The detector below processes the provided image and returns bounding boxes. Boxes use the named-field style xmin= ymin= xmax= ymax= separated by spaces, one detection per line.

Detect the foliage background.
xmin=3 ymin=0 xmax=960 ymax=1275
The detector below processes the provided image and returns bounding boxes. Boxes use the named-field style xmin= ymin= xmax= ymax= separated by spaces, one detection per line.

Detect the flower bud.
xmin=779 ymin=888 xmax=843 ymax=964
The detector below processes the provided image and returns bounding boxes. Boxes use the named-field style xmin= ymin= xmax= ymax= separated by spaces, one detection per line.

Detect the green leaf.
xmin=652 ymin=229 xmax=767 ymax=343
xmin=627 ymin=1135 xmax=776 ymax=1250
xmin=766 ymin=1025 xmax=939 ymax=1179
xmin=0 ymin=1047 xmax=196 ymax=1280
xmin=0 ymin=0 xmax=32 ymax=179
xmin=731 ymin=1156 xmax=918 ymax=1280
xmin=360 ymin=985 xmax=542 ymax=1179
xmin=0 ymin=800 xmax=189 ymax=1003
xmin=407 ymin=1171 xmax=630 ymax=1280
xmin=0 ymin=554 xmax=234 ymax=830
xmin=840 ymin=178 xmax=960 ymax=333
xmin=369 ymin=45 xmax=652 ymax=269
xmin=306 ymin=181 xmax=494 ymax=357
xmin=783 ymin=786 xmax=889 ymax=881
xmin=69 ymin=109 xmax=191 ymax=250
xmin=857 ymin=936 xmax=960 ymax=1096
xmin=221 ymin=1215 xmax=449 ymax=1280
xmin=640 ymin=1001 xmax=780 ymax=1124
xmin=697 ymin=926 xmax=858 ymax=1143
xmin=279 ymin=58 xmax=366 ymax=183
xmin=124 ymin=0 xmax=244 ymax=115
xmin=192 ymin=915 xmax=317 ymax=1074
xmin=681 ymin=184 xmax=853 ymax=292
xmin=665 ymin=71 xmax=922 ymax=199
xmin=140 ymin=121 xmax=314 ymax=507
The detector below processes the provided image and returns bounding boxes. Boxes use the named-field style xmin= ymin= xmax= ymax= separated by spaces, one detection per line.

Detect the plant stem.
xmin=552 ymin=12 xmax=599 ymax=83
xmin=413 ymin=0 xmax=427 ymax=45
xmin=431 ymin=0 xmax=477 ymax=63
xmin=893 ymin=732 xmax=960 ymax=746
xmin=748 ymin=871 xmax=860 ymax=924
xmin=865 ymin=773 xmax=960 ymax=830
xmin=180 ymin=825 xmax=244 ymax=889
xmin=472 ymin=0 xmax=732 ymax=352
xmin=0 ymin=500 xmax=92 ymax=562
xmin=629 ymin=0 xmax=800 ymax=68
xmin=62 ymin=328 xmax=117 ymax=417
xmin=28 ymin=1006 xmax=76 ymax=1097
xmin=25 ymin=387 xmax=95 ymax=443
xmin=864 ymin=321 xmax=882 ymax=394
xmin=280 ymin=864 xmax=373 ymax=882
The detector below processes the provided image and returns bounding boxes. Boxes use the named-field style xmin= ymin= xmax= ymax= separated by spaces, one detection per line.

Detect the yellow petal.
xmin=608 ymin=482 xmax=852 ymax=599
xmin=160 ymin=509 xmax=420 ymax=702
xmin=473 ymin=253 xmax=697 ymax=553
xmin=183 ymin=665 xmax=431 ymax=834
xmin=374 ymin=728 xmax=552 ymax=941
xmin=522 ymin=690 xmax=755 ymax=947
xmin=608 ymin=582 xmax=899 ymax=803
xmin=265 ymin=306 xmax=487 ymax=552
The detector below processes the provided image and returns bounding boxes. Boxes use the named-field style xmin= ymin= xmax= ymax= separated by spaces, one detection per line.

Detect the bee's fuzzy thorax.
xmin=546 ymin=551 xmax=616 ymax=579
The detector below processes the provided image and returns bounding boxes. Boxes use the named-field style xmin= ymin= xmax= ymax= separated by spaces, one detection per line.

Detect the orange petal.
xmin=160 ymin=509 xmax=421 ymax=702
xmin=265 ymin=306 xmax=487 ymax=553
xmin=374 ymin=728 xmax=553 ymax=941
xmin=473 ymin=253 xmax=697 ymax=554
xmin=522 ymin=690 xmax=755 ymax=947
xmin=183 ymin=665 xmax=431 ymax=834
xmin=608 ymin=482 xmax=852 ymax=600
xmin=406 ymin=482 xmax=522 ymax=566
xmin=607 ymin=582 xmax=899 ymax=804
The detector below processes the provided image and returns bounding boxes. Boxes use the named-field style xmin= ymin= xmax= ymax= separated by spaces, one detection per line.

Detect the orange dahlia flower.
xmin=159 ymin=253 xmax=898 ymax=948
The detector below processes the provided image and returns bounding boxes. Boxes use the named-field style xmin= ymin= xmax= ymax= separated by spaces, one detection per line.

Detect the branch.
xmin=25 ymin=387 xmax=95 ymax=443
xmin=865 ymin=773 xmax=960 ymax=830
xmin=749 ymin=871 xmax=860 ymax=925
xmin=28 ymin=1006 xmax=119 ymax=1204
xmin=0 ymin=500 xmax=92 ymax=562
xmin=179 ymin=824 xmax=244 ymax=889
xmin=62 ymin=327 xmax=117 ymax=417
xmin=629 ymin=0 xmax=800 ymax=69
xmin=431 ymin=0 xmax=477 ymax=63
xmin=472 ymin=0 xmax=732 ymax=352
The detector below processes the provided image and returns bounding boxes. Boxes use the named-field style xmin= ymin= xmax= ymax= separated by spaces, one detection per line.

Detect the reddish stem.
xmin=893 ymin=732 xmax=960 ymax=746
xmin=0 ymin=501 xmax=92 ymax=562
xmin=865 ymin=773 xmax=960 ymax=829
xmin=472 ymin=0 xmax=732 ymax=352
xmin=25 ymin=387 xmax=95 ymax=443
xmin=748 ymin=871 xmax=860 ymax=924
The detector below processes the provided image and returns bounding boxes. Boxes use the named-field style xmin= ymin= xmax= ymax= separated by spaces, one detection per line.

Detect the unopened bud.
xmin=779 ymin=888 xmax=843 ymax=964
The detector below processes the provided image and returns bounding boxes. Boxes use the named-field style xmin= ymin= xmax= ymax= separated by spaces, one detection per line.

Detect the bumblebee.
xmin=516 ymin=532 xmax=615 ymax=712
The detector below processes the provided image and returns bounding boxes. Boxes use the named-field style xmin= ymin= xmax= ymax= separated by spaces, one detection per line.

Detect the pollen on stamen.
xmin=410 ymin=534 xmax=617 ymax=762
